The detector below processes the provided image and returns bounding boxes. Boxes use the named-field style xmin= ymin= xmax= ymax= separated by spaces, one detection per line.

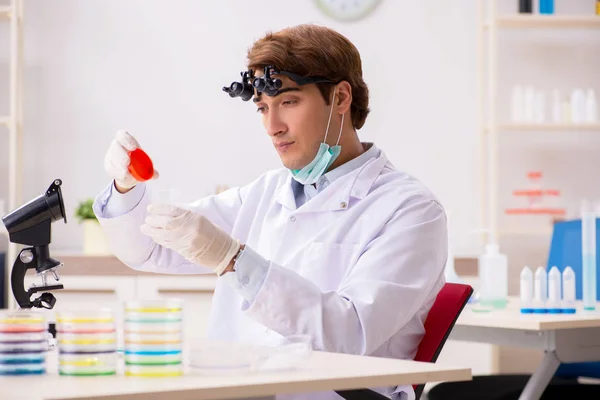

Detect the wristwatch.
xmin=222 ymin=244 xmax=245 ymax=275
xmin=232 ymin=245 xmax=245 ymax=268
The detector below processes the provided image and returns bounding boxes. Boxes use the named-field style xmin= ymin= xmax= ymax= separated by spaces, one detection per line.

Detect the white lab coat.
xmin=94 ymin=150 xmax=447 ymax=400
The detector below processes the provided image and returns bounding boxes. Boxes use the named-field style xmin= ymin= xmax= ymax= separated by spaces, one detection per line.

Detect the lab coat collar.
xmin=275 ymin=149 xmax=389 ymax=213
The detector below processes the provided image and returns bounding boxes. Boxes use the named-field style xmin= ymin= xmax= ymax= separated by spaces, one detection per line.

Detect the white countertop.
xmin=1 ymin=351 xmax=470 ymax=400
xmin=457 ymin=297 xmax=600 ymax=331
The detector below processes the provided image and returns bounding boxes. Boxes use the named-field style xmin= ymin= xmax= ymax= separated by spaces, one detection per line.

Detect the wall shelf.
xmin=477 ymin=1 xmax=600 ymax=244
xmin=0 ymin=6 xmax=11 ymax=18
xmin=496 ymin=123 xmax=600 ymax=131
xmin=486 ymin=15 xmax=600 ymax=29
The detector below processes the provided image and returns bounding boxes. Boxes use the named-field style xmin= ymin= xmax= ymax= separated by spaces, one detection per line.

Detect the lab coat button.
xmin=289 ymin=216 xmax=296 ymax=222
xmin=340 ymin=202 xmax=347 ymax=209
xmin=242 ymin=276 xmax=250 ymax=285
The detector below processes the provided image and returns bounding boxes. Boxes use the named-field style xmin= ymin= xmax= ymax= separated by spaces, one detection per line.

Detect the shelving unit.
xmin=490 ymin=15 xmax=600 ymax=29
xmin=496 ymin=123 xmax=600 ymax=131
xmin=477 ymin=1 xmax=600 ymax=242
xmin=1 ymin=0 xmax=24 ymax=310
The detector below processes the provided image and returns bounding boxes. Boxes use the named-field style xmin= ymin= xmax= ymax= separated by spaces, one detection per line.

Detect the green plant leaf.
xmin=75 ymin=199 xmax=97 ymax=222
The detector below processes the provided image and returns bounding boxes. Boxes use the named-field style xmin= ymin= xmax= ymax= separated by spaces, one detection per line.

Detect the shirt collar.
xmin=290 ymin=142 xmax=380 ymax=196
xmin=278 ymin=143 xmax=387 ymax=213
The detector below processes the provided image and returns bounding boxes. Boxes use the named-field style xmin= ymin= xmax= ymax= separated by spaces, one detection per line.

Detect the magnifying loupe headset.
xmin=223 ymin=65 xmax=337 ymax=102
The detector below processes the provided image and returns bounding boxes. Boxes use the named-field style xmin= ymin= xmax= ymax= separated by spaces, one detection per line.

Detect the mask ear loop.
xmin=335 ymin=113 xmax=345 ymax=146
xmin=323 ymin=89 xmax=336 ymax=143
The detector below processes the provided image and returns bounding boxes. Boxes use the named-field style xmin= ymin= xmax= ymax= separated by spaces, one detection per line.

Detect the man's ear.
xmin=335 ymin=81 xmax=352 ymax=115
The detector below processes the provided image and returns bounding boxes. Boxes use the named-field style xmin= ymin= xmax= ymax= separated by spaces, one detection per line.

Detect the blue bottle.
xmin=539 ymin=0 xmax=554 ymax=15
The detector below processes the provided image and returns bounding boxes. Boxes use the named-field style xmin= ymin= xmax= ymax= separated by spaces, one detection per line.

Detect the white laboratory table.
xmin=1 ymin=350 xmax=471 ymax=400
xmin=450 ymin=297 xmax=600 ymax=400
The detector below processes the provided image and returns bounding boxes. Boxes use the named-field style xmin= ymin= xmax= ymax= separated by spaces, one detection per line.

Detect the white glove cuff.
xmin=214 ymin=239 xmax=241 ymax=276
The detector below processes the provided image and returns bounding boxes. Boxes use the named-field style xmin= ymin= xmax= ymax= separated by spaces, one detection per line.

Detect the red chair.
xmin=335 ymin=283 xmax=474 ymax=400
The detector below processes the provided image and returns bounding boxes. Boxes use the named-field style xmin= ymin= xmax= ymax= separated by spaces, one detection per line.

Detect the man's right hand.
xmin=104 ymin=130 xmax=159 ymax=193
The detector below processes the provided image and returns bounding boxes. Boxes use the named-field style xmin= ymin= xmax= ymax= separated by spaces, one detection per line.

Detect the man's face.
xmin=253 ymin=75 xmax=335 ymax=170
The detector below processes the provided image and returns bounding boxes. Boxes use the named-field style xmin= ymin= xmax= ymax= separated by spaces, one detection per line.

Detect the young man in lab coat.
xmin=94 ymin=24 xmax=447 ymax=400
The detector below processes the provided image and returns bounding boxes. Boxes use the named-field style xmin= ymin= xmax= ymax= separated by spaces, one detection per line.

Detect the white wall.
xmin=0 ymin=0 xmax=598 ymax=260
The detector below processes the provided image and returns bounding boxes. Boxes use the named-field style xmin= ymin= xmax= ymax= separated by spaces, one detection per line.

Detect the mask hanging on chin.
xmin=291 ymin=90 xmax=344 ymax=185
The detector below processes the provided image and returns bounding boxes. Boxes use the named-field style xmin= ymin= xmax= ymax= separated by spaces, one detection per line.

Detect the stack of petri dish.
xmin=55 ymin=309 xmax=117 ymax=376
xmin=0 ymin=311 xmax=48 ymax=376
xmin=124 ymin=299 xmax=184 ymax=377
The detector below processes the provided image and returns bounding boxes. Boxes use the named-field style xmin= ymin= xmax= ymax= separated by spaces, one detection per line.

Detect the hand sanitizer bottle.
xmin=534 ymin=266 xmax=548 ymax=313
xmin=547 ymin=266 xmax=562 ymax=313
xmin=562 ymin=266 xmax=577 ymax=314
xmin=520 ymin=266 xmax=534 ymax=314
xmin=479 ymin=243 xmax=508 ymax=309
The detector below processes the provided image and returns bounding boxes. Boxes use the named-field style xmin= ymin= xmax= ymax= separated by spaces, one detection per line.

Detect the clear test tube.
xmin=581 ymin=200 xmax=597 ymax=311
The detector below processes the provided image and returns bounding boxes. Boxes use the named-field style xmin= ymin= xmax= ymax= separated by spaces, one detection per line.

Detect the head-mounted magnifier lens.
xmin=222 ymin=65 xmax=335 ymax=101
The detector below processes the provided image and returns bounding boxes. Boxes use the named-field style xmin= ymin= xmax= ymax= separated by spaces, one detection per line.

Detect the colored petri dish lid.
xmin=59 ymin=364 xmax=116 ymax=376
xmin=125 ymin=363 xmax=183 ymax=377
xmin=0 ymin=363 xmax=45 ymax=375
xmin=0 ymin=341 xmax=48 ymax=353
xmin=124 ymin=353 xmax=182 ymax=366
xmin=124 ymin=333 xmax=182 ymax=345
xmin=125 ymin=342 xmax=182 ymax=352
xmin=128 ymin=148 xmax=154 ymax=182
xmin=124 ymin=321 xmax=183 ymax=334
xmin=58 ymin=342 xmax=118 ymax=353
xmin=55 ymin=309 xmax=114 ymax=324
xmin=56 ymin=321 xmax=116 ymax=334
xmin=0 ymin=311 xmax=47 ymax=334
xmin=124 ymin=311 xmax=182 ymax=323
xmin=57 ymin=332 xmax=116 ymax=342
xmin=0 ymin=310 xmax=45 ymax=324
xmin=125 ymin=299 xmax=184 ymax=313
xmin=0 ymin=352 xmax=46 ymax=365
xmin=0 ymin=331 xmax=48 ymax=343
xmin=59 ymin=352 xmax=117 ymax=367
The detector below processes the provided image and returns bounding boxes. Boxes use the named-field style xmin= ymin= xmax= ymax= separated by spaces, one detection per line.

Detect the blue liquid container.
xmin=539 ymin=0 xmax=554 ymax=14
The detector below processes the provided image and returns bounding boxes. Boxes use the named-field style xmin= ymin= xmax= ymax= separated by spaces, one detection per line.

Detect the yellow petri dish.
xmin=0 ymin=311 xmax=45 ymax=325
xmin=124 ymin=333 xmax=181 ymax=345
xmin=59 ymin=353 xmax=117 ymax=368
xmin=55 ymin=309 xmax=114 ymax=324
xmin=125 ymin=299 xmax=184 ymax=314
xmin=125 ymin=364 xmax=183 ymax=377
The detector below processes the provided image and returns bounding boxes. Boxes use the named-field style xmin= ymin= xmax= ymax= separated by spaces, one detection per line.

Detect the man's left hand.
xmin=141 ymin=204 xmax=240 ymax=275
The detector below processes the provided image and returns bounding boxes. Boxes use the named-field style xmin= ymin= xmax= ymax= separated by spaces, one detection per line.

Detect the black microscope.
xmin=1 ymin=179 xmax=67 ymax=309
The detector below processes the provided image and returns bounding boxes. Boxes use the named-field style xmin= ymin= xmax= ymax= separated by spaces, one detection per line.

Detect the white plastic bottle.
xmin=547 ymin=266 xmax=562 ymax=314
xmin=586 ymin=89 xmax=598 ymax=123
xmin=571 ymin=89 xmax=585 ymax=124
xmin=534 ymin=266 xmax=548 ymax=313
xmin=524 ymin=86 xmax=536 ymax=123
xmin=520 ymin=266 xmax=534 ymax=314
xmin=562 ymin=266 xmax=577 ymax=314
xmin=478 ymin=243 xmax=508 ymax=309
xmin=534 ymin=90 xmax=546 ymax=123
xmin=552 ymin=89 xmax=562 ymax=123
xmin=511 ymin=85 xmax=524 ymax=123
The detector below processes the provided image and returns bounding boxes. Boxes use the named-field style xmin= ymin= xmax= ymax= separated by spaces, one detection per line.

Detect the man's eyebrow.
xmin=253 ymin=87 xmax=301 ymax=103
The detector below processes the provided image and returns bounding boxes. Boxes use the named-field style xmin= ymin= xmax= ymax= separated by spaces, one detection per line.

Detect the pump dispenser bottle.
xmin=479 ymin=243 xmax=508 ymax=309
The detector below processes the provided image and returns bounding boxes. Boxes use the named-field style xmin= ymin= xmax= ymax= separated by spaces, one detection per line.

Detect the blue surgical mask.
xmin=291 ymin=91 xmax=344 ymax=185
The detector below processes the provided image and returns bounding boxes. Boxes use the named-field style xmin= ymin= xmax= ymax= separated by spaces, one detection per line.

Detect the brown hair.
xmin=247 ymin=24 xmax=370 ymax=130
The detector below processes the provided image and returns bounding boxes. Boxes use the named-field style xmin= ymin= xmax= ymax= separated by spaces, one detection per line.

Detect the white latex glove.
xmin=104 ymin=130 xmax=159 ymax=192
xmin=140 ymin=204 xmax=241 ymax=275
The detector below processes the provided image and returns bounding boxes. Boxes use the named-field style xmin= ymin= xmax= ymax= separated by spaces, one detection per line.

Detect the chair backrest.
xmin=335 ymin=283 xmax=473 ymax=400
xmin=413 ymin=282 xmax=473 ymax=399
